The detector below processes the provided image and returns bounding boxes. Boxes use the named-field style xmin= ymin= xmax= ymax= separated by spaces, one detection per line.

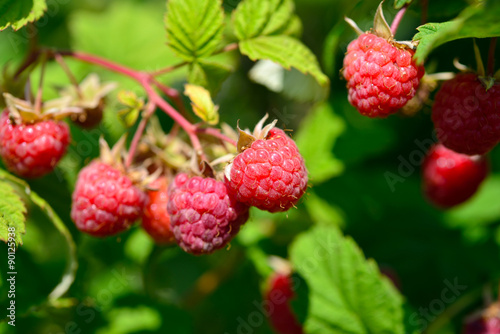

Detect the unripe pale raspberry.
xmin=432 ymin=73 xmax=500 ymax=155
xmin=422 ymin=144 xmax=488 ymax=208
xmin=225 ymin=128 xmax=308 ymax=213
xmin=167 ymin=173 xmax=249 ymax=255
xmin=0 ymin=111 xmax=70 ymax=178
xmin=343 ymin=33 xmax=425 ymax=117
xmin=71 ymin=161 xmax=147 ymax=237
xmin=142 ymin=177 xmax=175 ymax=244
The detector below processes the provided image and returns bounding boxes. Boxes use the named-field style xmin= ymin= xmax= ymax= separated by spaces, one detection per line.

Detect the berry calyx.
xmin=0 ymin=110 xmax=70 ymax=178
xmin=225 ymin=117 xmax=308 ymax=213
xmin=142 ymin=176 xmax=175 ymax=244
xmin=422 ymin=144 xmax=488 ymax=208
xmin=432 ymin=73 xmax=500 ymax=155
xmin=167 ymin=173 xmax=249 ymax=255
xmin=71 ymin=161 xmax=147 ymax=237
xmin=265 ymin=272 xmax=303 ymax=334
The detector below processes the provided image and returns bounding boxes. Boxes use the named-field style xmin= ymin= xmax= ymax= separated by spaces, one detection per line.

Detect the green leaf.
xmin=444 ymin=175 xmax=500 ymax=228
xmin=232 ymin=0 xmax=299 ymax=40
xmin=117 ymin=90 xmax=144 ymax=127
xmin=414 ymin=2 xmax=500 ymax=63
xmin=394 ymin=0 xmax=412 ymax=9
xmin=0 ymin=0 xmax=47 ymax=31
xmin=184 ymin=84 xmax=219 ymax=125
xmin=0 ymin=179 xmax=26 ymax=246
xmin=249 ymin=60 xmax=328 ymax=102
xmin=0 ymin=169 xmax=77 ymax=300
xmin=188 ymin=60 xmax=233 ymax=96
xmin=305 ymin=191 xmax=345 ymax=228
xmin=295 ymin=103 xmax=344 ymax=184
xmin=165 ymin=0 xmax=225 ymax=61
xmin=239 ymin=35 xmax=329 ymax=88
xmin=290 ymin=226 xmax=405 ymax=334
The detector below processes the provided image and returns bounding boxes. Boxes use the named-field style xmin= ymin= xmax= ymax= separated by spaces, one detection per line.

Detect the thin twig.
xmin=54 ymin=53 xmax=82 ymax=98
xmin=34 ymin=54 xmax=47 ymax=113
xmin=125 ymin=102 xmax=156 ymax=168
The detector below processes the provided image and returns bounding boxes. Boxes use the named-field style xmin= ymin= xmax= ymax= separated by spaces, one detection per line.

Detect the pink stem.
xmin=196 ymin=127 xmax=236 ymax=146
xmin=390 ymin=5 xmax=408 ymax=36
xmin=125 ymin=102 xmax=156 ymax=168
xmin=152 ymin=79 xmax=194 ymax=122
xmin=61 ymin=50 xmax=206 ymax=158
xmin=60 ymin=51 xmax=146 ymax=81
xmin=488 ymin=37 xmax=497 ymax=75
xmin=142 ymin=82 xmax=207 ymax=160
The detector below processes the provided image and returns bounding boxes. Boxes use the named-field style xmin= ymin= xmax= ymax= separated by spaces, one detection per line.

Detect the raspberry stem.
xmin=390 ymin=5 xmax=408 ymax=36
xmin=125 ymin=101 xmax=156 ymax=168
xmin=34 ymin=53 xmax=48 ymax=114
xmin=54 ymin=53 xmax=83 ymax=99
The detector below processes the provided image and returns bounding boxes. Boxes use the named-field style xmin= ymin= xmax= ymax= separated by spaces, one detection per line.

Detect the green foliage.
xmin=0 ymin=0 xmax=46 ymax=31
xmin=239 ymin=36 xmax=329 ymax=88
xmin=290 ymin=226 xmax=405 ymax=334
xmin=295 ymin=103 xmax=344 ymax=184
xmin=0 ymin=177 xmax=26 ymax=246
xmin=414 ymin=1 xmax=500 ymax=63
xmin=188 ymin=60 xmax=233 ymax=96
xmin=232 ymin=0 xmax=300 ymax=40
xmin=394 ymin=0 xmax=412 ymax=9
xmin=165 ymin=0 xmax=225 ymax=61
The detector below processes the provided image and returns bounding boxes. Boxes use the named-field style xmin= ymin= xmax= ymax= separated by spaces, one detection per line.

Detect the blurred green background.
xmin=1 ymin=0 xmax=499 ymax=333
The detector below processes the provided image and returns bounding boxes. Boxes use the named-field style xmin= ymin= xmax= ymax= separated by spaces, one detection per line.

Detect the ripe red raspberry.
xmin=225 ymin=128 xmax=308 ymax=213
xmin=422 ymin=144 xmax=488 ymax=208
xmin=71 ymin=161 xmax=147 ymax=237
xmin=0 ymin=111 xmax=70 ymax=178
xmin=343 ymin=33 xmax=425 ymax=117
xmin=142 ymin=177 xmax=175 ymax=244
xmin=167 ymin=173 xmax=249 ymax=255
xmin=265 ymin=273 xmax=303 ymax=334
xmin=432 ymin=73 xmax=500 ymax=155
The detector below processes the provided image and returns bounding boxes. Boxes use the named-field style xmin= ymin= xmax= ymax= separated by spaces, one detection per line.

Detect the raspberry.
xmin=142 ymin=177 xmax=175 ymax=244
xmin=422 ymin=144 xmax=488 ymax=208
xmin=71 ymin=161 xmax=147 ymax=237
xmin=343 ymin=33 xmax=425 ymax=117
xmin=432 ymin=73 xmax=500 ymax=155
xmin=225 ymin=128 xmax=308 ymax=213
xmin=0 ymin=111 xmax=70 ymax=178
xmin=265 ymin=273 xmax=303 ymax=334
xmin=167 ymin=173 xmax=249 ymax=255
